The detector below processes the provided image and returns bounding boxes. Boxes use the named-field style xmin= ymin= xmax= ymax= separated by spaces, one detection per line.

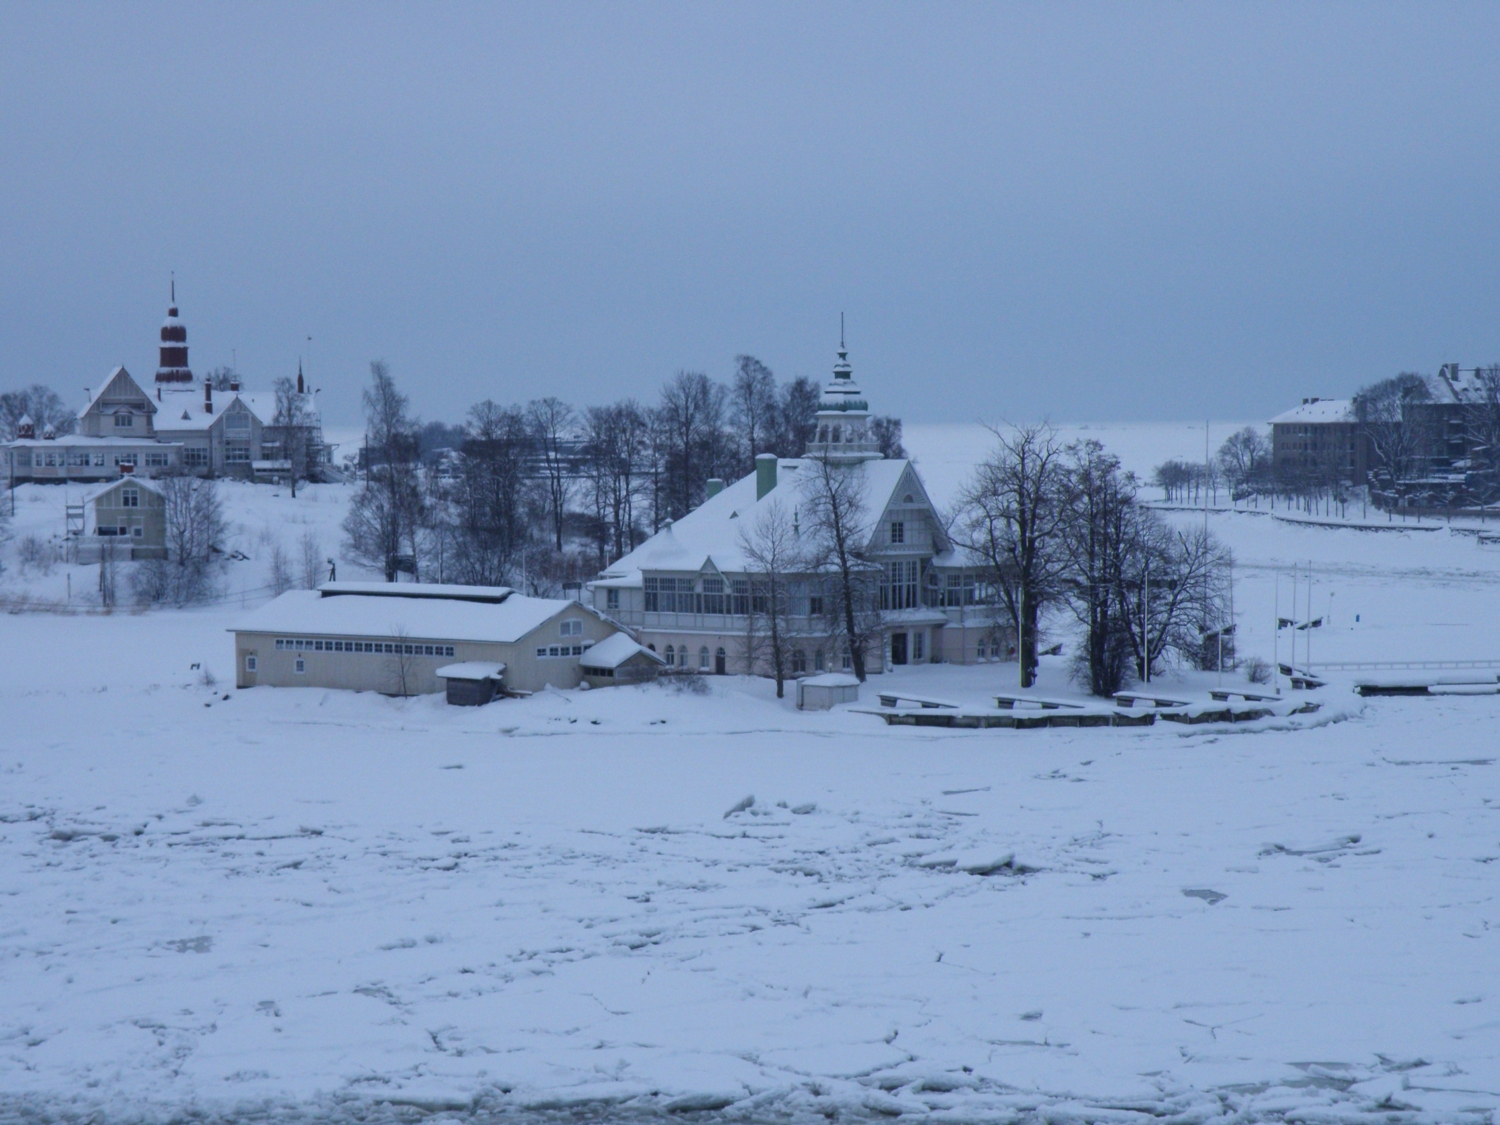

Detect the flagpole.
xmin=1273 ymin=570 xmax=1280 ymax=694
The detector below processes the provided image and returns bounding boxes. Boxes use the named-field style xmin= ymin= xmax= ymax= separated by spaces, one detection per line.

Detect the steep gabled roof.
xmin=80 ymin=476 xmax=168 ymax=505
xmin=79 ymin=367 xmax=156 ymax=419
xmin=596 ymin=457 xmax=944 ymax=587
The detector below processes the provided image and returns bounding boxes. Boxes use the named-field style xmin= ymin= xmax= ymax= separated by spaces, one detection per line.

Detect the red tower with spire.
xmin=155 ymin=276 xmax=193 ymax=385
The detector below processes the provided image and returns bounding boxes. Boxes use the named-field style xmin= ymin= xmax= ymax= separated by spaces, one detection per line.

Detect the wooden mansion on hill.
xmin=5 ymin=291 xmax=332 ymax=484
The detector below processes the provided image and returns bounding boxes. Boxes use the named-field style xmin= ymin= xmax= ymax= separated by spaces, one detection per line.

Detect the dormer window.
xmin=225 ymin=411 xmax=250 ymax=431
xmin=114 ymin=413 xmax=133 ymax=427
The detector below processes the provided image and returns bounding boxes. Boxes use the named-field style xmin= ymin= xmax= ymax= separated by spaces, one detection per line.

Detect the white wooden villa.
xmin=587 ymin=341 xmax=1011 ymax=676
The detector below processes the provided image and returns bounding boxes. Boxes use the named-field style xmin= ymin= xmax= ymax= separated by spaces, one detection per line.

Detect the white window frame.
xmin=245 ymin=655 xmax=257 ymax=672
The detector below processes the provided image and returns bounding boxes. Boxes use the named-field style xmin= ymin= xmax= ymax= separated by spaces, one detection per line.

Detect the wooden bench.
xmin=877 ymin=692 xmax=959 ymax=709
xmin=993 ymin=693 xmax=1087 ymax=711
xmin=1112 ymin=690 xmax=1193 ymax=709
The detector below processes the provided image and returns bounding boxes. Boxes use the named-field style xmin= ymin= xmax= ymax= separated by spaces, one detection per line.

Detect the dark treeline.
xmin=346 ymin=356 xmax=904 ymax=593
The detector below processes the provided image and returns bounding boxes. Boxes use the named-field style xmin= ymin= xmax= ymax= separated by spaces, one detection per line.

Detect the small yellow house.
xmin=81 ymin=477 xmax=168 ymax=561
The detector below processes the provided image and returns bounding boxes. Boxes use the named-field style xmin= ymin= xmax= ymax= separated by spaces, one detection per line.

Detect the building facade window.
xmin=145 ymin=452 xmax=170 ymax=467
xmin=731 ymin=578 xmax=749 ymax=615
xmin=665 ymin=644 xmax=676 ymax=667
xmin=114 ymin=454 xmax=136 ymax=468
xmin=606 ymin=588 xmax=619 ymax=610
xmin=792 ymin=649 xmax=807 ymax=674
xmin=883 ymin=561 xmax=920 ymax=609
xmin=245 ymin=655 xmax=257 ymax=672
xmin=701 ymin=576 xmax=725 ymax=615
xmin=912 ymin=631 xmax=925 ymax=661
xmin=183 ymin=447 xmax=209 ymax=467
xmin=294 ymin=658 xmax=305 ymax=673
xmin=698 ymin=646 xmax=710 ymax=671
xmin=121 ymin=488 xmax=139 ymax=508
xmin=560 ymin=618 xmax=582 ymax=637
xmin=114 ymin=413 xmax=133 ymax=428
xmin=890 ymin=520 xmax=905 ymax=544
xmin=226 ymin=444 xmax=251 ymax=463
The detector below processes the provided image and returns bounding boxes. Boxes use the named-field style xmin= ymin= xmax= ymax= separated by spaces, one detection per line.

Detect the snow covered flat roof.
xmin=435 ymin=662 xmax=506 ymax=680
xmin=799 ymin=672 xmax=860 ymax=688
xmin=318 ymin=581 xmax=515 ymax=603
xmin=234 ymin=589 xmax=584 ymax=644
xmin=7 ymin=435 xmax=183 ymax=447
xmin=1269 ymin=399 xmax=1355 ymax=424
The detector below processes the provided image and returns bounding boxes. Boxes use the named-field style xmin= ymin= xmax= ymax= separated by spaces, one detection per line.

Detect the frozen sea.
xmin=2 ymin=425 xmax=1499 ymax=1124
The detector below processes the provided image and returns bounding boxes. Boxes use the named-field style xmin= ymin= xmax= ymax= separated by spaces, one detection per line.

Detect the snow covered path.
xmin=1 ymin=615 xmax=1497 ymax=1123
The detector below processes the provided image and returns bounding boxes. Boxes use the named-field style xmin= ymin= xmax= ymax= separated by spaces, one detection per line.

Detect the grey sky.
xmin=4 ymin=3 xmax=1499 ymax=429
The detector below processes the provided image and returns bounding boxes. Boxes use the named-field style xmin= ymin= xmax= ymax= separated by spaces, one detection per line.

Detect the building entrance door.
xmin=890 ymin=632 xmax=908 ymax=665
xmin=715 ymin=647 xmax=727 ymax=675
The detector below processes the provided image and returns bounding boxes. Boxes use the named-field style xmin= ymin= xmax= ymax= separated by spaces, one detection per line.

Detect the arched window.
xmin=818 ymin=425 xmax=829 ymax=443
xmin=699 ymin=646 xmax=711 ymax=671
xmin=665 ymin=644 xmax=675 ymax=667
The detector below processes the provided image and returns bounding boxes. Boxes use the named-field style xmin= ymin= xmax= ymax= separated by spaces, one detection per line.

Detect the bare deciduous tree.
xmin=272 ymin=375 xmax=317 ymax=497
xmin=953 ymin=423 xmax=1070 ymax=687
xmin=803 ymin=456 xmax=881 ymax=681
xmin=134 ymin=476 xmax=226 ymax=606
xmin=1354 ymin=373 xmax=1429 ymax=489
xmin=527 ymin=396 xmax=576 ymax=552
xmin=739 ymin=498 xmax=803 ymax=697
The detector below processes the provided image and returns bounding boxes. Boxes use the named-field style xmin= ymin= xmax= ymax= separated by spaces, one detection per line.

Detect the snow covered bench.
xmin=877 ymin=691 xmax=959 ymax=710
xmin=1354 ymin=673 xmax=1500 ymax=697
xmin=1208 ymin=688 xmax=1282 ymax=703
xmin=992 ymin=693 xmax=1087 ymax=711
xmin=1112 ymin=690 xmax=1193 ymax=709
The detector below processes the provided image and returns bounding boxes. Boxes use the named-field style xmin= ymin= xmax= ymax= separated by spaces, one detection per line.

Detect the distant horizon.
xmin=6 ymin=4 xmax=1500 ymax=430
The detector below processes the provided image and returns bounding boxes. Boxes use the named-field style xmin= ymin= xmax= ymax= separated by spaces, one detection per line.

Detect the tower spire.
xmin=156 ymin=281 xmax=192 ymax=385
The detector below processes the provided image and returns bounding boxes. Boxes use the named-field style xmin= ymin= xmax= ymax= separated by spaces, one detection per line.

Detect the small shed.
xmin=797 ymin=672 xmax=861 ymax=710
xmin=436 ymin=662 xmax=507 ymax=706
xmin=579 ymin=633 xmax=665 ymax=687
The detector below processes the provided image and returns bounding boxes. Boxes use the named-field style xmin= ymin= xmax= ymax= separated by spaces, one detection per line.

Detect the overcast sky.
xmin=4 ymin=3 xmax=1500 ymax=429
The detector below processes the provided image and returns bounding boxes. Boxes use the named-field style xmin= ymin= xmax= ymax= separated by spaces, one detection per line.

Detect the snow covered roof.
xmin=596 ymin=457 xmax=931 ymax=586
xmin=79 ymin=367 xmax=156 ymax=418
xmin=579 ymin=633 xmax=664 ymax=670
xmin=80 ymin=477 xmax=167 ymax=505
xmin=1268 ymin=398 xmax=1355 ymax=425
xmin=435 ymin=662 xmax=507 ymax=680
xmin=234 ymin=589 xmax=591 ymax=645
xmin=799 ymin=672 xmax=860 ymax=688
xmin=319 ymin=581 xmax=515 ymax=603
xmin=153 ymin=390 xmax=261 ymax=431
xmin=6 ymin=435 xmax=183 ymax=448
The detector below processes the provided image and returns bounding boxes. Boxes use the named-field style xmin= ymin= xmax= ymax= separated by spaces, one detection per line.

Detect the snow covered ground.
xmin=3 ymin=426 xmax=1500 ymax=1123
